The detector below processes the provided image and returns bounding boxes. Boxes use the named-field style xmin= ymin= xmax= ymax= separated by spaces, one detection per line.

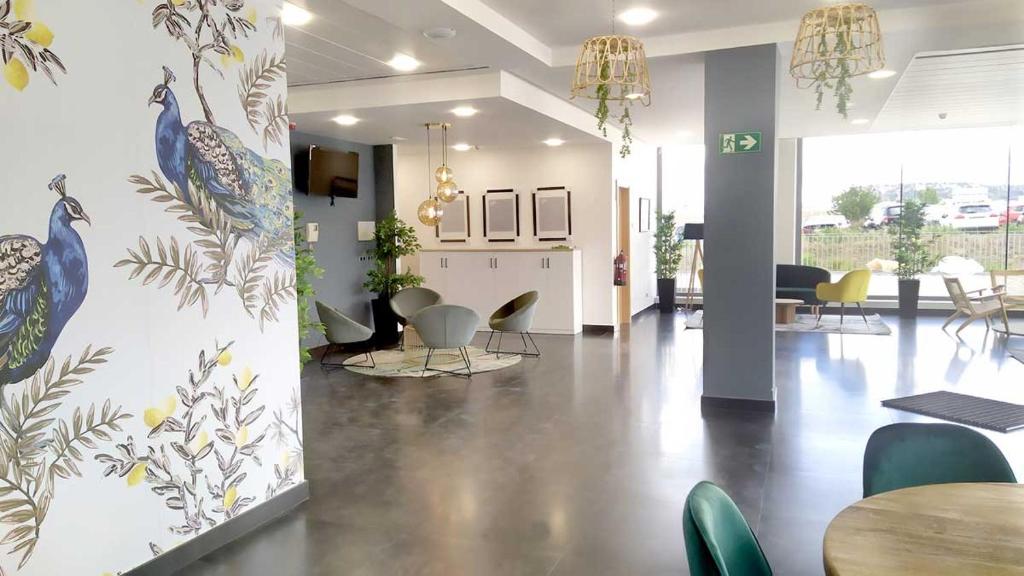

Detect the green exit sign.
xmin=719 ymin=132 xmax=762 ymax=154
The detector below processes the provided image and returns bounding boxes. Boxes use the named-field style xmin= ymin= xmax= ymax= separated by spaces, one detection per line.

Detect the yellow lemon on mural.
xmin=246 ymin=7 xmax=258 ymax=25
xmin=127 ymin=462 xmax=148 ymax=487
xmin=3 ymin=58 xmax=28 ymax=91
xmin=25 ymin=21 xmax=53 ymax=47
xmin=191 ymin=430 xmax=209 ymax=453
xmin=143 ymin=395 xmax=177 ymax=428
xmin=237 ymin=366 xmax=254 ymax=391
xmin=220 ymin=45 xmax=244 ymax=67
xmin=171 ymin=0 xmax=187 ymax=5
xmin=217 ymin=349 xmax=232 ymax=366
xmin=235 ymin=426 xmax=249 ymax=448
xmin=13 ymin=0 xmax=34 ymax=19
xmin=223 ymin=486 xmax=238 ymax=509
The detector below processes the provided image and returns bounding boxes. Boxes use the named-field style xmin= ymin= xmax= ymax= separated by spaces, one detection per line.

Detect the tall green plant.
xmin=364 ymin=212 xmax=423 ymax=297
xmin=294 ymin=210 xmax=325 ymax=367
xmin=890 ymin=200 xmax=935 ymax=280
xmin=653 ymin=210 xmax=684 ymax=279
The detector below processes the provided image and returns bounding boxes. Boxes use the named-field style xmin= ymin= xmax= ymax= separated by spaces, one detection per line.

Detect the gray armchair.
xmin=315 ymin=301 xmax=375 ymax=369
xmin=410 ymin=304 xmax=479 ymax=376
xmin=390 ymin=287 xmax=443 ymax=350
xmin=485 ymin=291 xmax=541 ymax=358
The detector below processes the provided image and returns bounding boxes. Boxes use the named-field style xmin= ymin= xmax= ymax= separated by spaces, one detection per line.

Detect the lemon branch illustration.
xmin=151 ymin=0 xmax=255 ymax=124
xmin=237 ymin=50 xmax=288 ymax=150
xmin=266 ymin=388 xmax=302 ymax=499
xmin=0 ymin=346 xmax=128 ymax=569
xmin=209 ymin=369 xmax=265 ymax=520
xmin=0 ymin=0 xmax=66 ymax=92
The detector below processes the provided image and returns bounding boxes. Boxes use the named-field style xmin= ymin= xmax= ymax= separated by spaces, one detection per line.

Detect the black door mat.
xmin=882 ymin=391 xmax=1024 ymax=433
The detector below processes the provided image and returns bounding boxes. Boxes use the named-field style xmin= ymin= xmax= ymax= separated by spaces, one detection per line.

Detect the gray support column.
xmin=373 ymin=144 xmax=396 ymax=218
xmin=702 ymin=44 xmax=778 ymax=412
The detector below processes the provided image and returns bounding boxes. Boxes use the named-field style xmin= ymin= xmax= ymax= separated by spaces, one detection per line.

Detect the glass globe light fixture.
xmin=434 ymin=165 xmax=454 ymax=183
xmin=436 ymin=180 xmax=459 ymax=203
xmin=417 ymin=197 xmax=444 ymax=226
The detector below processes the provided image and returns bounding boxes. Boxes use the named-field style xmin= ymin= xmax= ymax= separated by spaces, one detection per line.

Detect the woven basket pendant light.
xmin=417 ymin=123 xmax=444 ymax=226
xmin=570 ymin=0 xmax=650 ymax=157
xmin=790 ymin=3 xmax=885 ymax=118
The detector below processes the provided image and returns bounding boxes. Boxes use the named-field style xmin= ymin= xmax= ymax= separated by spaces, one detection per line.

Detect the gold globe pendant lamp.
xmin=417 ymin=123 xmax=444 ymax=227
xmin=570 ymin=0 xmax=651 ymax=157
xmin=790 ymin=3 xmax=885 ymax=118
xmin=434 ymin=123 xmax=460 ymax=203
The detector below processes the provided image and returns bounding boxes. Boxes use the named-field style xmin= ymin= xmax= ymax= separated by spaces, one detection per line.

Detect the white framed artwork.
xmin=436 ymin=191 xmax=470 ymax=242
xmin=483 ymin=189 xmax=519 ymax=242
xmin=533 ymin=187 xmax=572 ymax=241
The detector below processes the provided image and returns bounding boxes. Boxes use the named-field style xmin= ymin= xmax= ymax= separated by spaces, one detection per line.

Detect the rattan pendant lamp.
xmin=570 ymin=0 xmax=651 ymax=157
xmin=790 ymin=3 xmax=885 ymax=118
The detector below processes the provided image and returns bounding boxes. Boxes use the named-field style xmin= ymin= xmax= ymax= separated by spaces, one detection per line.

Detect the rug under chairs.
xmin=486 ymin=291 xmax=541 ymax=358
xmin=315 ymin=301 xmax=375 ymax=369
xmin=410 ymin=304 xmax=480 ymax=377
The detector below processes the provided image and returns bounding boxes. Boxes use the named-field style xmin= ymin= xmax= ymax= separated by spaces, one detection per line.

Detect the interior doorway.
xmin=617 ymin=186 xmax=631 ymax=326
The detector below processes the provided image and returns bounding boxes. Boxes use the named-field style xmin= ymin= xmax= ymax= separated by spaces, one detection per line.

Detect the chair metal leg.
xmin=840 ymin=303 xmax=846 ymax=329
xmin=421 ymin=348 xmax=434 ymax=376
xmin=340 ymin=351 xmax=375 ymax=369
xmin=486 ymin=330 xmax=540 ymax=357
xmin=856 ymin=303 xmax=869 ymax=326
xmin=399 ymin=328 xmax=406 ymax=352
xmin=496 ymin=331 xmax=503 ymax=359
xmin=525 ymin=332 xmax=541 ymax=357
xmin=816 ymin=303 xmax=826 ymax=327
xmin=956 ymin=316 xmax=980 ymax=336
xmin=460 ymin=347 xmax=473 ymax=376
xmin=942 ymin=311 xmax=962 ymax=331
xmin=485 ymin=330 xmax=495 ymax=353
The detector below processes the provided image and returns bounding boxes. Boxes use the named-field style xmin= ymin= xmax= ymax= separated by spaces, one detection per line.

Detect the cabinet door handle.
xmin=495 ymin=257 xmax=499 ymax=269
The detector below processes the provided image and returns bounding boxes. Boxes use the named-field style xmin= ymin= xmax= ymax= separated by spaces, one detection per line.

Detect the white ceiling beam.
xmin=288 ymin=70 xmax=502 ymax=114
xmin=437 ymin=0 xmax=553 ymax=66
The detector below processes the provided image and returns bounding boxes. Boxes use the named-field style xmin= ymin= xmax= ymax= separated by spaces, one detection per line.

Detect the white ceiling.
xmin=873 ymin=45 xmax=1024 ymax=132
xmin=291 ymin=96 xmax=604 ymax=148
xmin=476 ymin=0 xmax=967 ymax=47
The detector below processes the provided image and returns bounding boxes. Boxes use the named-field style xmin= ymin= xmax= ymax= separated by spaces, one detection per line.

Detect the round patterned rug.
xmin=343 ymin=346 xmax=521 ymax=378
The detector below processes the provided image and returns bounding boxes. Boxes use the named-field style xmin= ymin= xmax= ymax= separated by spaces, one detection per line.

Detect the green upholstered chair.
xmin=683 ymin=481 xmax=772 ymax=576
xmin=485 ymin=291 xmax=541 ymax=358
xmin=863 ymin=423 xmax=1016 ymax=498
xmin=390 ymin=287 xmax=442 ymax=350
xmin=315 ymin=301 xmax=375 ymax=369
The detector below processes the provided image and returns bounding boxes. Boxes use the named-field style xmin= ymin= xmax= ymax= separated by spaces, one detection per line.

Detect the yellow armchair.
xmin=815 ymin=269 xmax=872 ymax=328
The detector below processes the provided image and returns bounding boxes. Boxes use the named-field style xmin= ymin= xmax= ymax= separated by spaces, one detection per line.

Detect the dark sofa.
xmin=776 ymin=264 xmax=831 ymax=306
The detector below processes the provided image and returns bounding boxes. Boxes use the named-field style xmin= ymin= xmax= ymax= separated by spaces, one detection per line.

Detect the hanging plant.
xmin=618 ymin=104 xmax=633 ymax=158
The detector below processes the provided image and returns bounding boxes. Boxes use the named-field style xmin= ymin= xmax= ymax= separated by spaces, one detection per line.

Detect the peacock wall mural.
xmin=0 ymin=0 xmax=302 ymax=574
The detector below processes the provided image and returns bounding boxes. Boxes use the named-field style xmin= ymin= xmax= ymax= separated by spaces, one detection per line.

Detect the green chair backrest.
xmin=683 ymin=481 xmax=772 ymax=576
xmin=863 ymin=422 xmax=1016 ymax=498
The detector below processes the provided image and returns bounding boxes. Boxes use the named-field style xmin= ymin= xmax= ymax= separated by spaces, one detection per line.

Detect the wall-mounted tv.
xmin=293 ymin=145 xmax=359 ymax=202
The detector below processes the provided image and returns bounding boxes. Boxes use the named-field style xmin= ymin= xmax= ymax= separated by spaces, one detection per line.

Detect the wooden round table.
xmin=824 ymin=483 xmax=1024 ymax=575
xmin=774 ymin=298 xmax=804 ymax=324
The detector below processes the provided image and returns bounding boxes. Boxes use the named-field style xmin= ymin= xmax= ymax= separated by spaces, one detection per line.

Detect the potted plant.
xmin=364 ymin=212 xmax=423 ymax=346
xmin=294 ymin=210 xmax=325 ymax=368
xmin=891 ymin=199 xmax=935 ymax=318
xmin=653 ymin=210 xmax=685 ymax=313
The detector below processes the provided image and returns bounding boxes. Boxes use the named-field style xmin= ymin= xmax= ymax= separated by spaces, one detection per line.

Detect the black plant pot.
xmin=657 ymin=278 xmax=677 ymax=313
xmin=371 ymin=296 xmax=400 ymax=347
xmin=898 ymin=279 xmax=920 ymax=319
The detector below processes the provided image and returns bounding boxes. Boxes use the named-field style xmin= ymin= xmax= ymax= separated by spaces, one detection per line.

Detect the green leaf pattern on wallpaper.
xmin=119 ymin=1 xmax=295 ymax=330
xmin=95 ymin=342 xmax=301 ymax=550
xmin=1 ymin=173 xmax=131 ymax=570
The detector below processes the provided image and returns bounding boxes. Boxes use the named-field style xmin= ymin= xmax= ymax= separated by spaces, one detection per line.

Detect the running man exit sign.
xmin=719 ymin=132 xmax=762 ymax=154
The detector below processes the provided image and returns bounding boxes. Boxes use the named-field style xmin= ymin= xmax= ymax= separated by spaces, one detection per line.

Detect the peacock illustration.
xmin=0 ymin=174 xmax=90 ymax=386
xmin=148 ymin=66 xmax=293 ymax=261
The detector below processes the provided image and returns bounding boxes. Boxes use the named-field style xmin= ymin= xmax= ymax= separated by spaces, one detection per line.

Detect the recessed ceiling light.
xmin=423 ymin=27 xmax=457 ymax=40
xmin=391 ymin=136 xmax=408 ymax=142
xmin=851 ymin=118 xmax=870 ymax=125
xmin=387 ymin=53 xmax=421 ymax=72
xmin=543 ymin=138 xmax=565 ymax=147
xmin=618 ymin=7 xmax=658 ymax=26
xmin=451 ymin=106 xmax=478 ymax=118
xmin=625 ymin=92 xmax=646 ymax=100
xmin=281 ymin=2 xmax=313 ymax=27
xmin=867 ymin=69 xmax=897 ymax=79
xmin=452 ymin=143 xmax=473 ymax=151
xmin=332 ymin=114 xmax=359 ymax=126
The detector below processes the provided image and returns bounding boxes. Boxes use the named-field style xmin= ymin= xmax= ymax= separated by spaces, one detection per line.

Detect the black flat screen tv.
xmin=293 ymin=145 xmax=359 ymax=200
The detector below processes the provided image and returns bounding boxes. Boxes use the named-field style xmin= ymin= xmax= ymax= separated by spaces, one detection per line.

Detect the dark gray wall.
xmin=373 ymin=145 xmax=396 ymax=219
xmin=291 ymin=132 xmax=377 ymax=345
xmin=703 ymin=44 xmax=778 ymax=405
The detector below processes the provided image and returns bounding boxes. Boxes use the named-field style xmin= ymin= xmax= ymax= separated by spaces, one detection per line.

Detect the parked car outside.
xmin=998 ymin=203 xmax=1024 ymax=226
xmin=802 ymin=214 xmax=850 ymax=233
xmin=950 ymin=203 xmax=999 ymax=230
xmin=864 ymin=203 xmax=901 ymax=229
xmin=924 ymin=203 xmax=952 ymax=225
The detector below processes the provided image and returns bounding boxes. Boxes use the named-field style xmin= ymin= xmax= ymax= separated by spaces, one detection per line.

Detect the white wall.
xmin=396 ymin=143 xmax=618 ymax=326
xmin=614 ymin=143 xmax=659 ymax=315
xmin=775 ymin=138 xmax=799 ymax=264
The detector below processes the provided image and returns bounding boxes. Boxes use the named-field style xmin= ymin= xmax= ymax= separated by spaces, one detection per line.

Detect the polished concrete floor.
xmin=179 ymin=311 xmax=1024 ymax=575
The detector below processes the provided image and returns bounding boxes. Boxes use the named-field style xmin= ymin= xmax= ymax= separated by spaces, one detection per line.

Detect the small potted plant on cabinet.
xmin=891 ymin=199 xmax=934 ymax=318
xmin=364 ymin=212 xmax=423 ymax=346
xmin=653 ymin=210 xmax=685 ymax=313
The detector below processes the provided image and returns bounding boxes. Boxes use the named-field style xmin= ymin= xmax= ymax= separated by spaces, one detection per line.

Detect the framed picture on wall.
xmin=533 ymin=186 xmax=572 ymax=241
xmin=639 ymin=197 xmax=651 ymax=232
xmin=436 ymin=191 xmax=470 ymax=242
xmin=483 ymin=189 xmax=519 ymax=242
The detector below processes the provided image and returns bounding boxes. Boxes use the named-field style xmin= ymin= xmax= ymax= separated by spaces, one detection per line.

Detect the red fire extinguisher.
xmin=614 ymin=251 xmax=627 ymax=286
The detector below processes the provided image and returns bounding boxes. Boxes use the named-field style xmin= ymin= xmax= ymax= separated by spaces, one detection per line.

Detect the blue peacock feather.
xmin=0 ymin=174 xmax=90 ymax=386
xmin=149 ymin=67 xmax=293 ymax=262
